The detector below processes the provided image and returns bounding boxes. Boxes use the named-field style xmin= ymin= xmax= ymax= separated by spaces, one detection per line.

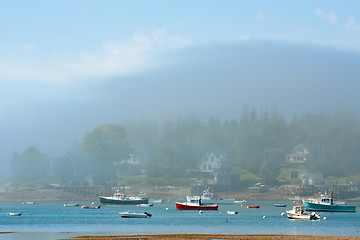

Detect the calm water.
xmin=0 ymin=200 xmax=360 ymax=240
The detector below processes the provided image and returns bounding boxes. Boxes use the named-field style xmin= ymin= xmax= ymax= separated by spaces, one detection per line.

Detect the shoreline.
xmin=2 ymin=233 xmax=360 ymax=240
xmin=57 ymin=234 xmax=360 ymax=240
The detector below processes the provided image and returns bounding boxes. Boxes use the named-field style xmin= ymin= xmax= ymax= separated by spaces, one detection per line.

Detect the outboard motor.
xmin=144 ymin=212 xmax=152 ymax=217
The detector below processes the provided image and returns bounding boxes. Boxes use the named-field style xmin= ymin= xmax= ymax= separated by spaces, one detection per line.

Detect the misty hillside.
xmin=1 ymin=42 xmax=360 ymax=180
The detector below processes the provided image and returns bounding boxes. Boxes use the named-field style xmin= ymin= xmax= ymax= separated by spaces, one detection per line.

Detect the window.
xmin=290 ymin=171 xmax=299 ymax=179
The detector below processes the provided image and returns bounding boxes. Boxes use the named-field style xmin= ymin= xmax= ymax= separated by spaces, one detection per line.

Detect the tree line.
xmin=10 ymin=106 xmax=360 ymax=187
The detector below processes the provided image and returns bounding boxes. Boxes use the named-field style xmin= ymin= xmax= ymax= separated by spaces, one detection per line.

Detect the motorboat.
xmin=119 ymin=211 xmax=152 ymax=218
xmin=302 ymin=193 xmax=356 ymax=212
xmin=22 ymin=201 xmax=35 ymax=205
xmin=286 ymin=206 xmax=320 ymax=220
xmin=227 ymin=210 xmax=238 ymax=214
xmin=64 ymin=203 xmax=79 ymax=207
xmin=176 ymin=197 xmax=218 ymax=210
xmin=100 ymin=192 xmax=148 ymax=205
xmin=9 ymin=212 xmax=22 ymax=216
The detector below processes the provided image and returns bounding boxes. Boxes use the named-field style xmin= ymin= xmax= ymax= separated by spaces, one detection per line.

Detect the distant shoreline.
xmin=57 ymin=234 xmax=360 ymax=240
xmin=1 ymin=233 xmax=360 ymax=240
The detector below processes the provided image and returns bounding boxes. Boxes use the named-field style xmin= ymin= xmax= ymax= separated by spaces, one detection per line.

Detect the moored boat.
xmin=138 ymin=203 xmax=153 ymax=207
xmin=119 ymin=211 xmax=152 ymax=218
xmin=9 ymin=212 xmax=22 ymax=216
xmin=286 ymin=206 xmax=320 ymax=220
xmin=176 ymin=197 xmax=218 ymax=210
xmin=247 ymin=205 xmax=260 ymax=208
xmin=81 ymin=205 xmax=101 ymax=209
xmin=187 ymin=189 xmax=235 ymax=204
xmin=302 ymin=193 xmax=356 ymax=212
xmin=64 ymin=203 xmax=79 ymax=207
xmin=227 ymin=210 xmax=238 ymax=214
xmin=274 ymin=204 xmax=287 ymax=207
xmin=100 ymin=192 xmax=148 ymax=205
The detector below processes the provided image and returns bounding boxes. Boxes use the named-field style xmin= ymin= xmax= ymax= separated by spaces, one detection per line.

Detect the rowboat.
xmin=274 ymin=204 xmax=287 ymax=207
xmin=9 ymin=212 xmax=22 ymax=216
xmin=119 ymin=211 xmax=152 ymax=218
xmin=247 ymin=205 xmax=260 ymax=208
xmin=227 ymin=210 xmax=238 ymax=214
xmin=64 ymin=203 xmax=80 ymax=207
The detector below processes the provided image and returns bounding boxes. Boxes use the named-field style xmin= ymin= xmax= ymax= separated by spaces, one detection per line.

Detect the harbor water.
xmin=0 ymin=200 xmax=360 ymax=240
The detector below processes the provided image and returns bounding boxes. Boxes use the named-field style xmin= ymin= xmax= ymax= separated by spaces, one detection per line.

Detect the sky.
xmin=1 ymin=0 xmax=360 ymax=179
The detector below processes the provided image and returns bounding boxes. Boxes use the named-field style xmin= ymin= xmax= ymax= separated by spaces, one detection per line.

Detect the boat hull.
xmin=303 ymin=201 xmax=356 ymax=212
xmin=100 ymin=196 xmax=149 ymax=205
xmin=119 ymin=212 xmax=150 ymax=218
xmin=176 ymin=202 xmax=218 ymax=210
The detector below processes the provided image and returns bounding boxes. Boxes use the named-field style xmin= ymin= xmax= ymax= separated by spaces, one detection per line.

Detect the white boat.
xmin=227 ymin=210 xmax=238 ymax=215
xmin=288 ymin=196 xmax=301 ymax=201
xmin=234 ymin=199 xmax=246 ymax=204
xmin=100 ymin=192 xmax=148 ymax=205
xmin=186 ymin=190 xmax=235 ymax=205
xmin=138 ymin=203 xmax=153 ymax=207
xmin=64 ymin=203 xmax=80 ymax=207
xmin=119 ymin=211 xmax=152 ymax=218
xmin=286 ymin=206 xmax=320 ymax=220
xmin=149 ymin=199 xmax=163 ymax=203
xmin=9 ymin=212 xmax=22 ymax=216
xmin=22 ymin=201 xmax=35 ymax=205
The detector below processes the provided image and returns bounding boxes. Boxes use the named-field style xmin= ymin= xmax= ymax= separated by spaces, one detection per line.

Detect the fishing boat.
xmin=81 ymin=205 xmax=101 ymax=209
xmin=274 ymin=204 xmax=287 ymax=207
xmin=247 ymin=205 xmax=260 ymax=208
xmin=227 ymin=210 xmax=238 ymax=214
xmin=64 ymin=203 xmax=79 ymax=207
xmin=286 ymin=206 xmax=320 ymax=220
xmin=302 ymin=193 xmax=356 ymax=212
xmin=99 ymin=192 xmax=148 ymax=205
xmin=119 ymin=211 xmax=152 ymax=218
xmin=176 ymin=197 xmax=218 ymax=210
xmin=9 ymin=212 xmax=22 ymax=216
xmin=186 ymin=189 xmax=236 ymax=204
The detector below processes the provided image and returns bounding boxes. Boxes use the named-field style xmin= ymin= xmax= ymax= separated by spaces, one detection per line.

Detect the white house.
xmin=198 ymin=151 xmax=225 ymax=173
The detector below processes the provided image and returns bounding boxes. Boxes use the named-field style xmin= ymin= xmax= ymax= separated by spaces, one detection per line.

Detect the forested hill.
xmin=10 ymin=107 xmax=360 ymax=187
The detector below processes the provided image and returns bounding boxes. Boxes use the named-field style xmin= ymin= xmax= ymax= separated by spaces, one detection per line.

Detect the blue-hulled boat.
xmin=302 ymin=193 xmax=356 ymax=212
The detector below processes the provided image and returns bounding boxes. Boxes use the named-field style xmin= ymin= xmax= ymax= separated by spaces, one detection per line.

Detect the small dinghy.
xmin=119 ymin=211 xmax=152 ymax=218
xmin=274 ymin=204 xmax=287 ymax=207
xmin=9 ymin=212 xmax=22 ymax=216
xmin=227 ymin=210 xmax=238 ymax=215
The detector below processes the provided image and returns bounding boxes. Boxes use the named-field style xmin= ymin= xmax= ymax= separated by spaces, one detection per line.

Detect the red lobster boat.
xmin=176 ymin=197 xmax=218 ymax=210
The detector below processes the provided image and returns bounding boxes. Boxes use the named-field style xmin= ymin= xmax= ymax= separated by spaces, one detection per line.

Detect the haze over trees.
xmin=9 ymin=106 xmax=360 ymax=188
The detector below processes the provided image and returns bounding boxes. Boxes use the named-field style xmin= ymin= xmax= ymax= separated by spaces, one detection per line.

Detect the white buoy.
xmin=281 ymin=212 xmax=285 ymax=216
xmin=199 ymin=210 xmax=203 ymax=214
xmin=165 ymin=208 xmax=169 ymax=211
xmin=263 ymin=216 xmax=266 ymax=219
